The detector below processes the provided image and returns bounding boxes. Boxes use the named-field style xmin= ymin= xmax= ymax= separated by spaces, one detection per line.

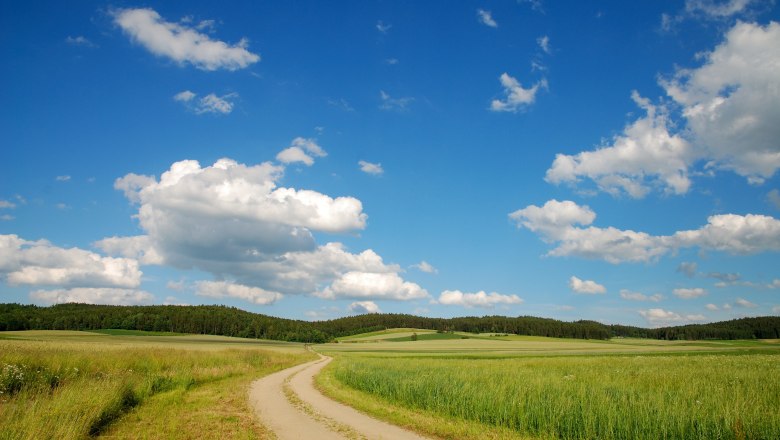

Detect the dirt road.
xmin=249 ymin=355 xmax=429 ymax=440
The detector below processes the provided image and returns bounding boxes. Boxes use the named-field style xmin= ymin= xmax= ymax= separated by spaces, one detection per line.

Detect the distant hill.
xmin=1 ymin=303 xmax=778 ymax=343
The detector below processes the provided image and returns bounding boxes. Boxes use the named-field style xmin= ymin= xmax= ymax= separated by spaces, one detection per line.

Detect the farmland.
xmin=318 ymin=331 xmax=780 ymax=439
xmin=0 ymin=330 xmax=315 ymax=439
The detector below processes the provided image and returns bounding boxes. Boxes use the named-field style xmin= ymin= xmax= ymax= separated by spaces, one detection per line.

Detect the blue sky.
xmin=1 ymin=0 xmax=779 ymax=327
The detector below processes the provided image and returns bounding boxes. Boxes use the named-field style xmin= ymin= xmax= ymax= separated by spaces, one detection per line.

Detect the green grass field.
xmin=318 ymin=331 xmax=780 ymax=440
xmin=0 ymin=330 xmax=315 ymax=439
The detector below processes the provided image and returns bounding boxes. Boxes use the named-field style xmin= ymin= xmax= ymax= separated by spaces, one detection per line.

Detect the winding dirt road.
xmin=249 ymin=355 xmax=429 ymax=440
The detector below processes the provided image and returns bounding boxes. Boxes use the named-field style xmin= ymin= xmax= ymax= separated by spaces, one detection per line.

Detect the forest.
xmin=1 ymin=303 xmax=778 ymax=342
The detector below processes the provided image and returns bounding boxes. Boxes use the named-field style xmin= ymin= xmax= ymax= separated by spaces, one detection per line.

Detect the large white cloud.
xmin=1 ymin=234 xmax=141 ymax=288
xmin=101 ymin=156 xmax=424 ymax=303
xmin=195 ymin=280 xmax=282 ymax=305
xmin=30 ymin=288 xmax=153 ymax=306
xmin=662 ymin=21 xmax=780 ymax=183
xmin=568 ymin=276 xmax=606 ymax=294
xmin=510 ymin=200 xmax=780 ymax=263
xmin=546 ymin=92 xmax=693 ymax=198
xmin=113 ymin=8 xmax=259 ymax=71
xmin=437 ymin=290 xmax=523 ymax=308
xmin=316 ymin=272 xmax=428 ymax=301
xmin=547 ymin=21 xmax=780 ymax=197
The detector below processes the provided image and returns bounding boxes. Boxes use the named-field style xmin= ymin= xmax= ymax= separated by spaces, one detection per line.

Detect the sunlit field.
xmin=318 ymin=332 xmax=780 ymax=440
xmin=0 ymin=330 xmax=315 ymax=439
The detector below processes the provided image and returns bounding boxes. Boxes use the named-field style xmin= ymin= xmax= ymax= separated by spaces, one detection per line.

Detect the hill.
xmin=0 ymin=303 xmax=778 ymax=343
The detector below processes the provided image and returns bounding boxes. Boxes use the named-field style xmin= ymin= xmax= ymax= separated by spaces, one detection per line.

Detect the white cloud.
xmin=673 ymin=287 xmax=708 ymax=299
xmin=0 ymin=215 xmax=13 ymax=221
xmin=56 ymin=175 xmax=71 ymax=182
xmin=376 ymin=21 xmax=392 ymax=34
xmin=705 ymin=303 xmax=719 ymax=311
xmin=379 ymin=90 xmax=414 ymax=111
xmin=327 ymin=98 xmax=355 ymax=112
xmin=348 ymin=301 xmax=381 ymax=314
xmin=569 ymin=276 xmax=606 ymax=294
xmin=0 ymin=200 xmax=15 ymax=209
xmin=276 ymin=138 xmax=326 ymax=166
xmin=661 ymin=21 xmax=780 ymax=184
xmin=94 ymin=235 xmax=164 ymax=265
xmin=1 ymin=234 xmax=141 ymax=288
xmin=477 ymin=9 xmax=498 ymax=28
xmin=358 ymin=160 xmax=384 ymax=175
xmin=685 ymin=0 xmax=760 ymax=18
xmin=174 ymin=90 xmax=196 ymax=102
xmin=490 ymin=73 xmax=547 ymax=113
xmin=768 ymin=189 xmax=780 ymax=210
xmin=437 ymin=290 xmax=523 ymax=308
xmin=113 ymin=8 xmax=259 ymax=71
xmin=385 ymin=58 xmax=399 ymax=65
xmin=65 ymin=36 xmax=96 ymax=47
xmin=537 ymin=35 xmax=551 ymax=53
xmin=316 ymin=271 xmax=428 ymax=301
xmin=30 ymin=288 xmax=153 ymax=306
xmin=166 ymin=280 xmax=186 ymax=291
xmin=510 ymin=199 xmax=780 ymax=263
xmin=620 ymin=289 xmax=663 ymax=302
xmin=195 ymin=280 xmax=282 ymax=305
xmin=677 ymin=261 xmax=698 ymax=277
xmin=769 ymin=279 xmax=780 ymax=289
xmin=639 ymin=308 xmax=707 ymax=327
xmin=734 ymin=297 xmax=757 ymax=308
xmin=412 ymin=261 xmax=437 ymax=274
xmin=545 ymin=92 xmax=693 ymax=198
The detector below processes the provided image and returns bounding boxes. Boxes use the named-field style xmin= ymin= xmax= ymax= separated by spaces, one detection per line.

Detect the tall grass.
xmin=0 ymin=338 xmax=313 ymax=439
xmin=329 ymin=354 xmax=780 ymax=439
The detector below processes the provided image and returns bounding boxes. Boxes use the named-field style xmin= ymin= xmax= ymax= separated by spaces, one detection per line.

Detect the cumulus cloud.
xmin=620 ymin=289 xmax=663 ymax=302
xmin=30 ymin=288 xmax=153 ymax=306
xmin=490 ymin=73 xmax=547 ymax=112
xmin=379 ymin=90 xmax=414 ymax=111
xmin=0 ymin=200 xmax=15 ymax=209
xmin=348 ymin=301 xmax=381 ymax=314
xmin=660 ymin=22 xmax=780 ymax=183
xmin=705 ymin=303 xmax=719 ymax=311
xmin=316 ymin=272 xmax=428 ymax=301
xmin=477 ymin=9 xmax=498 ymax=28
xmin=546 ymin=92 xmax=693 ymax=198
xmin=673 ymin=287 xmax=707 ymax=299
xmin=569 ymin=276 xmax=606 ymax=294
xmin=358 ymin=160 xmax=384 ymax=175
xmin=276 ymin=137 xmax=327 ymax=166
xmin=437 ymin=290 xmax=523 ymax=308
xmin=195 ymin=280 xmax=282 ymax=305
xmin=412 ymin=261 xmax=437 ymax=274
xmin=101 ymin=156 xmax=427 ymax=303
xmin=1 ymin=234 xmax=141 ymax=288
xmin=113 ymin=8 xmax=259 ymax=71
xmin=174 ymin=90 xmax=196 ymax=102
xmin=510 ymin=199 xmax=780 ymax=263
xmin=639 ymin=308 xmax=707 ymax=327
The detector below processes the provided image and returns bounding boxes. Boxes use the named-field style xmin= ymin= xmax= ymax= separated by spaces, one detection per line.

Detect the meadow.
xmin=319 ymin=332 xmax=780 ymax=440
xmin=0 ymin=330 xmax=315 ymax=439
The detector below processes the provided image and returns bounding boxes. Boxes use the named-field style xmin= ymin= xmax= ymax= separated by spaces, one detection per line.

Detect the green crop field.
xmin=318 ymin=331 xmax=780 ymax=440
xmin=0 ymin=330 xmax=315 ymax=439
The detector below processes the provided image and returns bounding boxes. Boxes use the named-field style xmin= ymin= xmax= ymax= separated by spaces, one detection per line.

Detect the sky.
xmin=1 ymin=0 xmax=780 ymax=327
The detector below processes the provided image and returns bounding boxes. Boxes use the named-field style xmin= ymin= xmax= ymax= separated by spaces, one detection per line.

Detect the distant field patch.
xmin=90 ymin=329 xmax=187 ymax=336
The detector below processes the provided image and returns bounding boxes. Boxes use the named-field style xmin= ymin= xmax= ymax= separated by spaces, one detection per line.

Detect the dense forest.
xmin=1 ymin=303 xmax=778 ymax=343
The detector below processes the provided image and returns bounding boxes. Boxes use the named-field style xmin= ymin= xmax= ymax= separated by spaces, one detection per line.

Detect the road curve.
xmin=249 ymin=354 xmax=429 ymax=440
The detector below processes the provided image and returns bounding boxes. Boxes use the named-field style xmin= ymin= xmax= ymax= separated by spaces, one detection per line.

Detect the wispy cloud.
xmin=358 ymin=160 xmax=384 ymax=175
xmin=379 ymin=90 xmax=414 ymax=112
xmin=174 ymin=90 xmax=237 ymax=114
xmin=490 ymin=73 xmax=547 ymax=113
xmin=65 ymin=36 xmax=96 ymax=48
xmin=477 ymin=9 xmax=498 ymax=28
xmin=113 ymin=7 xmax=259 ymax=71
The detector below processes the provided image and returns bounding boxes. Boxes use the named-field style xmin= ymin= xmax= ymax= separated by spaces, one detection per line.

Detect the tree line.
xmin=0 ymin=303 xmax=778 ymax=342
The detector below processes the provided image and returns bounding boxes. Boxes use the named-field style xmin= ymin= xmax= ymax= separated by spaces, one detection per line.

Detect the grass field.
xmin=0 ymin=330 xmax=315 ymax=439
xmin=318 ymin=332 xmax=780 ymax=439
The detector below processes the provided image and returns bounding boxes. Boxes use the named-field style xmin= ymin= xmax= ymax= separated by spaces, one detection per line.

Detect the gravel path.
xmin=249 ymin=355 xmax=429 ymax=440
